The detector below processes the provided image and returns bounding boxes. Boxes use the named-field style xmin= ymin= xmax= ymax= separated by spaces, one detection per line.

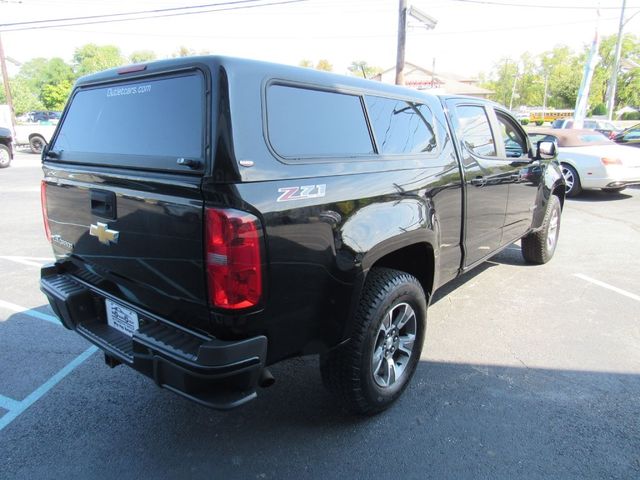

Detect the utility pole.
xmin=0 ymin=32 xmax=16 ymax=128
xmin=395 ymin=0 xmax=407 ymax=85
xmin=509 ymin=68 xmax=518 ymax=111
xmin=605 ymin=0 xmax=626 ymax=121
xmin=542 ymin=74 xmax=548 ymax=124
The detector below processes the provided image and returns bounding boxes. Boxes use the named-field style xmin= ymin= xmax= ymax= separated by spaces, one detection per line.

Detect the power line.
xmin=54 ymin=14 xmax=621 ymax=41
xmin=0 ymin=0 xmax=263 ymax=28
xmin=0 ymin=0 xmax=311 ymax=32
xmin=447 ymin=0 xmax=639 ymax=9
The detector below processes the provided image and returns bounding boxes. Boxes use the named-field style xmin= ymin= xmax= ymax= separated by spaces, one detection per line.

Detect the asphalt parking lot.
xmin=1 ymin=150 xmax=639 ymax=479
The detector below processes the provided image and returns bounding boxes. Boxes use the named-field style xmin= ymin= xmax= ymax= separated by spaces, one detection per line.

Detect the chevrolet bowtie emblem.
xmin=89 ymin=222 xmax=119 ymax=246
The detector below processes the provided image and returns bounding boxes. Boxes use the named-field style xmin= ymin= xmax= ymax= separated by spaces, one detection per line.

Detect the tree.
xmin=348 ymin=61 xmax=382 ymax=79
xmin=10 ymin=77 xmax=45 ymax=115
xmin=315 ymin=59 xmax=333 ymax=72
xmin=482 ymin=56 xmax=519 ymax=107
xmin=298 ymin=59 xmax=313 ymax=68
xmin=597 ymin=33 xmax=640 ymax=111
xmin=617 ymin=67 xmax=640 ymax=109
xmin=73 ymin=44 xmax=125 ymax=76
xmin=129 ymin=50 xmax=157 ymax=64
xmin=172 ymin=46 xmax=210 ymax=58
xmin=539 ymin=46 xmax=582 ymax=109
xmin=42 ymin=80 xmax=73 ymax=110
xmin=16 ymin=57 xmax=74 ymax=94
xmin=514 ymin=52 xmax=543 ymax=107
xmin=9 ymin=57 xmax=75 ymax=113
xmin=172 ymin=46 xmax=196 ymax=58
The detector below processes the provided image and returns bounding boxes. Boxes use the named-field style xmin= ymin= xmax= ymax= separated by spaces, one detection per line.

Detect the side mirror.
xmin=536 ymin=140 xmax=557 ymax=160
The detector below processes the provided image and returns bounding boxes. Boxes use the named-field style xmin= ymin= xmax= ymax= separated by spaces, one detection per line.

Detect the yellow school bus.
xmin=529 ymin=109 xmax=574 ymax=125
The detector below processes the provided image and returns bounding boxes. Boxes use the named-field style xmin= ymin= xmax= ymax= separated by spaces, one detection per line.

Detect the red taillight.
xmin=40 ymin=181 xmax=51 ymax=243
xmin=117 ymin=64 xmax=147 ymax=75
xmin=205 ymin=208 xmax=263 ymax=310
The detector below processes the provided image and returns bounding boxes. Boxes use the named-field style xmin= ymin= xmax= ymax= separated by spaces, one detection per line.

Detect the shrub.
xmin=520 ymin=118 xmax=530 ymax=125
xmin=591 ymin=103 xmax=607 ymax=116
xmin=621 ymin=111 xmax=640 ymax=121
xmin=535 ymin=120 xmax=544 ymax=126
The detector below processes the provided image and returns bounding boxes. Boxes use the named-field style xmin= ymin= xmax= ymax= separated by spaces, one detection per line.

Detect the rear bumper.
xmin=581 ymin=167 xmax=640 ymax=190
xmin=40 ymin=264 xmax=267 ymax=410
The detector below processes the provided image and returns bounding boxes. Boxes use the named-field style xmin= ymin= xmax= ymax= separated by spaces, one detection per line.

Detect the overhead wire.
xmin=1 ymin=0 xmax=273 ymax=28
xmin=446 ymin=0 xmax=639 ymax=9
xmin=52 ymin=15 xmax=622 ymax=41
xmin=0 ymin=0 xmax=311 ymax=32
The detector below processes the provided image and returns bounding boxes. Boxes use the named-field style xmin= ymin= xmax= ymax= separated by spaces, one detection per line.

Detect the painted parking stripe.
xmin=0 ymin=346 xmax=98 ymax=432
xmin=0 ymin=394 xmax=21 ymax=411
xmin=0 ymin=299 xmax=60 ymax=326
xmin=0 ymin=256 xmax=54 ymax=267
xmin=573 ymin=274 xmax=640 ymax=303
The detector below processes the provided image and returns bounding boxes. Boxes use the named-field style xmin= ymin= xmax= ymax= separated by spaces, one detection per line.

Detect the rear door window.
xmin=365 ymin=96 xmax=437 ymax=154
xmin=455 ymin=105 xmax=496 ymax=157
xmin=51 ymin=72 xmax=204 ymax=171
xmin=266 ymin=85 xmax=374 ymax=159
xmin=495 ymin=111 xmax=528 ymax=158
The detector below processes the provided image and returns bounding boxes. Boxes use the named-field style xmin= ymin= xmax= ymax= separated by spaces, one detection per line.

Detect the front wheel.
xmin=320 ymin=268 xmax=427 ymax=415
xmin=521 ymin=195 xmax=561 ymax=264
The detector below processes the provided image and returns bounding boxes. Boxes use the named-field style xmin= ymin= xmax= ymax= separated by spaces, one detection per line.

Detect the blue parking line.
xmin=0 ymin=346 xmax=98 ymax=432
xmin=20 ymin=309 xmax=60 ymax=326
xmin=0 ymin=394 xmax=21 ymax=411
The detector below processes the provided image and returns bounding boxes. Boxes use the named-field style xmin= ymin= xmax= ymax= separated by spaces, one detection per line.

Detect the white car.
xmin=551 ymin=118 xmax=622 ymax=139
xmin=528 ymin=128 xmax=640 ymax=197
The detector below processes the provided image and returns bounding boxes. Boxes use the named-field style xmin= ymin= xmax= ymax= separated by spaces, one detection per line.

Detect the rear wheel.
xmin=320 ymin=268 xmax=427 ymax=415
xmin=561 ymin=164 xmax=582 ymax=197
xmin=521 ymin=195 xmax=561 ymax=264
xmin=29 ymin=135 xmax=46 ymax=154
xmin=0 ymin=144 xmax=11 ymax=168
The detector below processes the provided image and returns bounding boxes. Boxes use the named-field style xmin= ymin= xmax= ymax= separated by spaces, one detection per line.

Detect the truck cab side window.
xmin=266 ymin=85 xmax=374 ymax=159
xmin=455 ymin=105 xmax=496 ymax=157
xmin=496 ymin=112 xmax=528 ymax=158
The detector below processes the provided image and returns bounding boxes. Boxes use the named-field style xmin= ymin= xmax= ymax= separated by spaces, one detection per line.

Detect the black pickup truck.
xmin=40 ymin=56 xmax=564 ymax=414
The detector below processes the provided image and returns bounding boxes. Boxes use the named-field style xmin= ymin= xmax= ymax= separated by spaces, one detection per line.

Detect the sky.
xmin=0 ymin=0 xmax=638 ymax=79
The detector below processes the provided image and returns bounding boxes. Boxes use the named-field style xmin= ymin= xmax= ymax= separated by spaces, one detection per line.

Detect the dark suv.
xmin=24 ymin=111 xmax=61 ymax=123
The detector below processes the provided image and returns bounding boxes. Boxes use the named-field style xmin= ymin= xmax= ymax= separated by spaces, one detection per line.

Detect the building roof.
xmin=372 ymin=62 xmax=493 ymax=97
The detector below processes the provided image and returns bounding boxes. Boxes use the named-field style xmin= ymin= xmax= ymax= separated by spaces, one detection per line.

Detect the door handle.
xmin=470 ymin=176 xmax=486 ymax=187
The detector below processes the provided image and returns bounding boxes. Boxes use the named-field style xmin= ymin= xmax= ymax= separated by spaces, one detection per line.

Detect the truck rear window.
xmin=51 ymin=73 xmax=204 ymax=170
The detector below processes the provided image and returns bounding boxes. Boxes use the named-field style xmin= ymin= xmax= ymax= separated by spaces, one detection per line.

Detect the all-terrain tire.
xmin=521 ymin=195 xmax=561 ymax=264
xmin=320 ymin=268 xmax=427 ymax=415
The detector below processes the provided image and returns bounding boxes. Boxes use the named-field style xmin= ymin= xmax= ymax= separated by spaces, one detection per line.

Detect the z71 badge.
xmin=277 ymin=184 xmax=326 ymax=202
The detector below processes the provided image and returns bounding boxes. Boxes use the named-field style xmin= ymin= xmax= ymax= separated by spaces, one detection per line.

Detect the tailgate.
xmin=42 ymin=68 xmax=210 ymax=327
xmin=43 ymin=171 xmax=206 ymax=307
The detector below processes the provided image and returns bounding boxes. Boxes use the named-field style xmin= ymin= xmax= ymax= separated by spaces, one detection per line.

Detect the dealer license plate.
xmin=105 ymin=299 xmax=139 ymax=337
